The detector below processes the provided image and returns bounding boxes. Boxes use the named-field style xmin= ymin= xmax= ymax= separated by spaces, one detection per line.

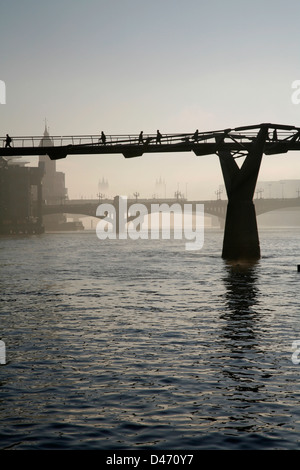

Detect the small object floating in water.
xmin=298 ymin=265 xmax=300 ymax=272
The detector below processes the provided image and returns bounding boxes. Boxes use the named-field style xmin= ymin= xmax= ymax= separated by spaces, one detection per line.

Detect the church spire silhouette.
xmin=44 ymin=118 xmax=49 ymax=136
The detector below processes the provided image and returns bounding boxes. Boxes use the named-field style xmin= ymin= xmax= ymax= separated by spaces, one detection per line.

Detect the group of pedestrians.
xmin=138 ymin=130 xmax=162 ymax=145
xmin=99 ymin=129 xmax=200 ymax=146
xmin=99 ymin=130 xmax=164 ymax=145
xmin=138 ymin=129 xmax=200 ymax=144
xmin=4 ymin=129 xmax=200 ymax=149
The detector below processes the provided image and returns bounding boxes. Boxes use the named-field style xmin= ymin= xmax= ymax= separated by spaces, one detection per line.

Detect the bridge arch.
xmin=42 ymin=197 xmax=300 ymax=220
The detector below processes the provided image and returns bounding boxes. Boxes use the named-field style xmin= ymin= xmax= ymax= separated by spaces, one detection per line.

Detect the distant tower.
xmin=155 ymin=176 xmax=166 ymax=197
xmin=98 ymin=177 xmax=109 ymax=192
xmin=39 ymin=123 xmax=68 ymax=230
xmin=39 ymin=122 xmax=56 ymax=188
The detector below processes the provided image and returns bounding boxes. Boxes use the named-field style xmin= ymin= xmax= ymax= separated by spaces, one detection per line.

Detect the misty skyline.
xmin=1 ymin=0 xmax=300 ymax=199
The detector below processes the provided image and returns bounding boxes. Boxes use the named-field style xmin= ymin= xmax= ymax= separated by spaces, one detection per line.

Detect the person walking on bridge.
xmin=193 ymin=129 xmax=199 ymax=142
xmin=138 ymin=131 xmax=144 ymax=145
xmin=5 ymin=134 xmax=12 ymax=148
xmin=100 ymin=131 xmax=106 ymax=145
xmin=156 ymin=130 xmax=162 ymax=144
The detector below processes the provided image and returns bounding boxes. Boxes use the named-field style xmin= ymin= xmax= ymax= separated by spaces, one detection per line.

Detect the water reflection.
xmin=222 ymin=260 xmax=260 ymax=319
xmin=220 ymin=260 xmax=261 ymax=351
xmin=216 ymin=261 xmax=266 ymax=434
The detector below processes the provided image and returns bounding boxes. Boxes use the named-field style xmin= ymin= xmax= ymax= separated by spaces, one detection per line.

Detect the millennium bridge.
xmin=2 ymin=123 xmax=300 ymax=260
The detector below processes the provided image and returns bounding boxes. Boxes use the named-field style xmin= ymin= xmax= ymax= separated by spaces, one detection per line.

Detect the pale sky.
xmin=1 ymin=0 xmax=300 ymax=199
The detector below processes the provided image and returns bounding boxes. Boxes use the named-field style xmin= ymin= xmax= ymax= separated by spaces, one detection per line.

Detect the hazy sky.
xmin=1 ymin=0 xmax=300 ymax=199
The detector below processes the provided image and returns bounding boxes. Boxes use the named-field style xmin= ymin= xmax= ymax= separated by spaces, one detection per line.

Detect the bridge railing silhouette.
xmin=1 ymin=131 xmax=231 ymax=148
xmin=2 ymin=124 xmax=300 ymax=155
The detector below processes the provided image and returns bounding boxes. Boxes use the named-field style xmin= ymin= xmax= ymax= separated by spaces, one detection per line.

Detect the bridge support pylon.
xmin=218 ymin=126 xmax=268 ymax=261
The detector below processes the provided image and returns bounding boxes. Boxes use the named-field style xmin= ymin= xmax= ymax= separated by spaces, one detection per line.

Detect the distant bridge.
xmin=43 ymin=198 xmax=228 ymax=219
xmin=42 ymin=196 xmax=300 ymax=220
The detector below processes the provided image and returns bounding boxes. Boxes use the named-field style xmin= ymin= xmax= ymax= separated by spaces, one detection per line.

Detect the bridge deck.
xmin=1 ymin=123 xmax=300 ymax=160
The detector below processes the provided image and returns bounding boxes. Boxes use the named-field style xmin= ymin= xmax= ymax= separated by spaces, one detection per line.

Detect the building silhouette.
xmin=39 ymin=125 xmax=67 ymax=204
xmin=38 ymin=125 xmax=83 ymax=231
xmin=155 ymin=176 xmax=166 ymax=198
xmin=98 ymin=177 xmax=109 ymax=193
xmin=0 ymin=153 xmax=44 ymax=234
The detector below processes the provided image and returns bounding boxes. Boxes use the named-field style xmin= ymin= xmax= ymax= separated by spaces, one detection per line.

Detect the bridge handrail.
xmin=1 ymin=132 xmax=218 ymax=148
xmin=2 ymin=124 xmax=300 ymax=149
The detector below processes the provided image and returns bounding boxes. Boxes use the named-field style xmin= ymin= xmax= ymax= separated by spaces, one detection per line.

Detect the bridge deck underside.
xmin=1 ymin=141 xmax=300 ymax=160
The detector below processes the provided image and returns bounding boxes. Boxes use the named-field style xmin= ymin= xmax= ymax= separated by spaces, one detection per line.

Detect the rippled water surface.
xmin=1 ymin=227 xmax=300 ymax=449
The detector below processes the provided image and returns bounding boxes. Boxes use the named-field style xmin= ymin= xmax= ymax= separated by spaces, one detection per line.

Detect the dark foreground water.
xmin=1 ymin=227 xmax=300 ymax=450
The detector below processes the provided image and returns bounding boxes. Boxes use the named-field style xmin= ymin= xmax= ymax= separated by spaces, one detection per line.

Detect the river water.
xmin=0 ymin=227 xmax=300 ymax=450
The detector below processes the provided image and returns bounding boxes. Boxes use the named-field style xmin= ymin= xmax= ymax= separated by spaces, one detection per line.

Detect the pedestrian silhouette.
xmin=272 ymin=129 xmax=278 ymax=141
xmin=193 ymin=129 xmax=199 ymax=142
xmin=5 ymin=134 xmax=12 ymax=148
xmin=138 ymin=131 xmax=144 ymax=144
xmin=156 ymin=130 xmax=162 ymax=144
xmin=100 ymin=131 xmax=106 ymax=145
